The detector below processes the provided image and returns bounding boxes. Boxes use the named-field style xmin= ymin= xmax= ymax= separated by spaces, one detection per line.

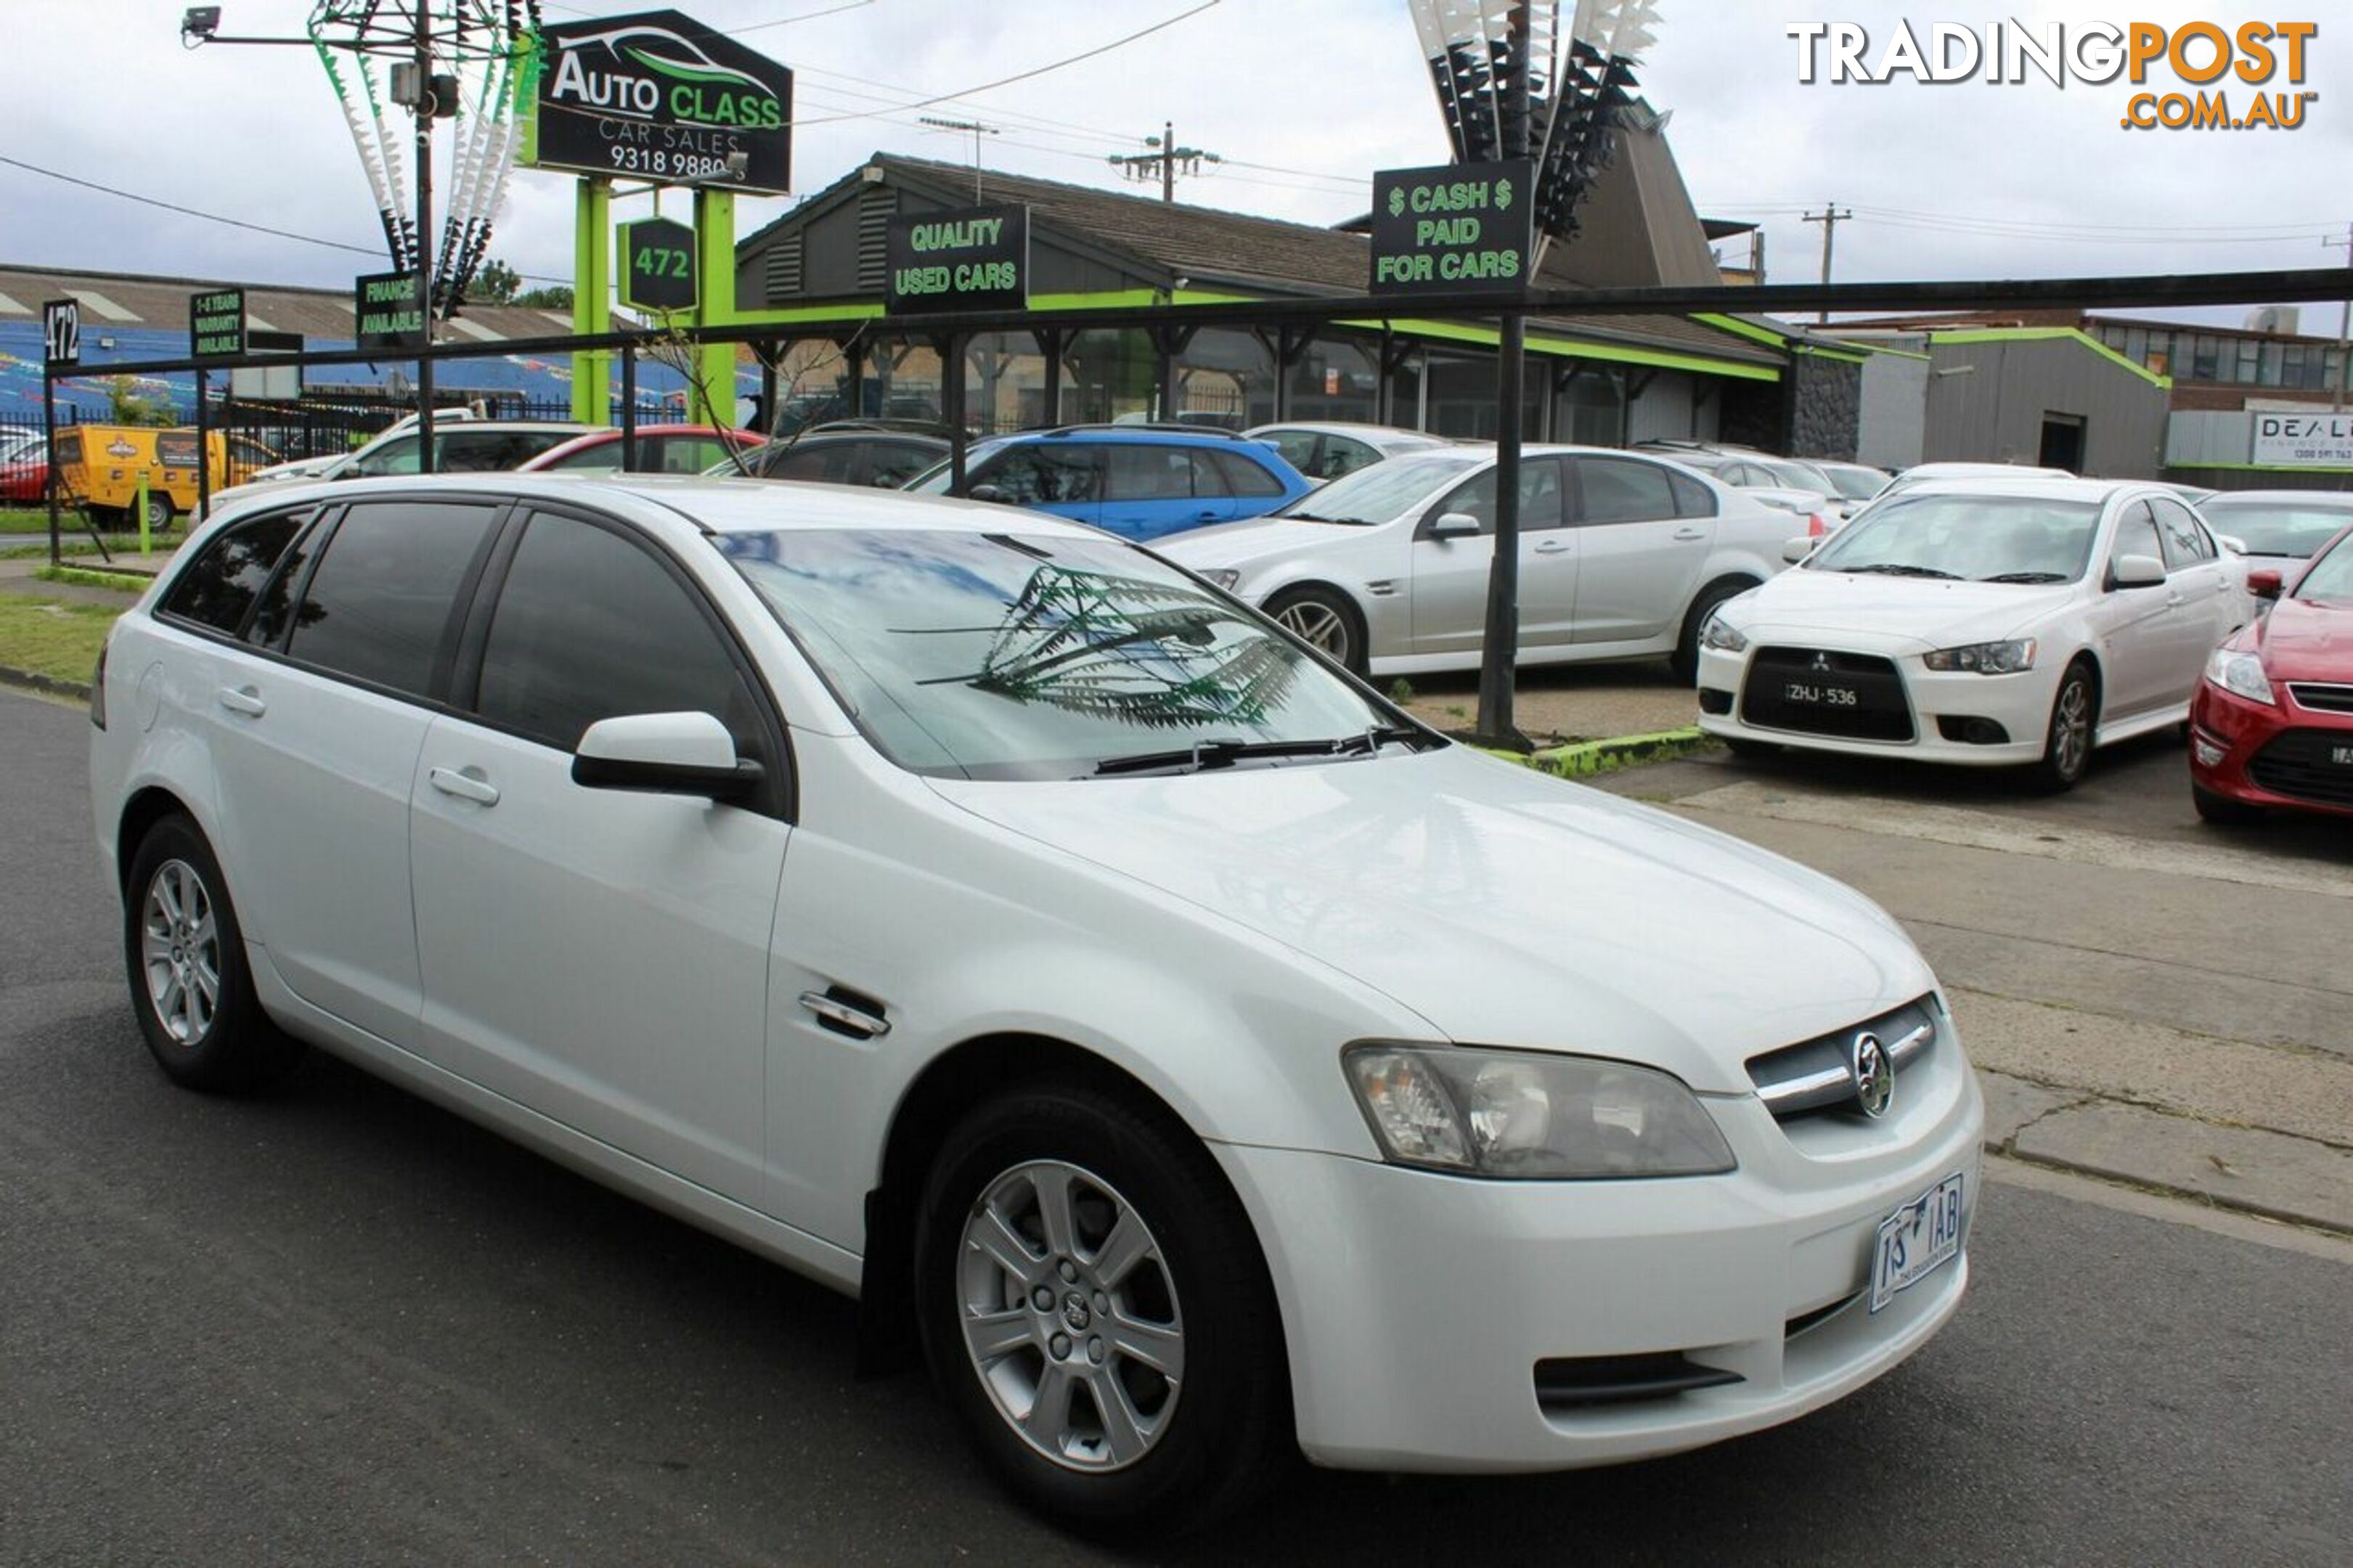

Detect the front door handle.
xmin=428 ymin=766 xmax=500 ymax=807
xmin=1532 ymin=538 xmax=1570 ymax=555
xmin=800 ymin=989 xmax=890 ymax=1040
xmin=1196 ymin=509 xmax=1220 ymax=522
xmin=1673 ymin=528 xmax=1707 ymax=542
xmin=216 ymin=685 xmax=266 ymax=718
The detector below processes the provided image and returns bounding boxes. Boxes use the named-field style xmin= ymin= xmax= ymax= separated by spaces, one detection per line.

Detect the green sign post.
xmin=618 ymin=216 xmax=699 ymax=315
xmin=1368 ymin=160 xmax=1535 ymax=296
xmin=190 ymin=288 xmax=247 ymax=359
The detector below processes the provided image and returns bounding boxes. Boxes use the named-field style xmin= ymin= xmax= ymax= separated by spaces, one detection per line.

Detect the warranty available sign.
xmin=526 ymin=8 xmax=794 ymax=193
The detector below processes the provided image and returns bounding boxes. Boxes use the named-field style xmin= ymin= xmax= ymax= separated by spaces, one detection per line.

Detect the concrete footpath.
xmin=1599 ymin=749 xmax=2353 ymax=1237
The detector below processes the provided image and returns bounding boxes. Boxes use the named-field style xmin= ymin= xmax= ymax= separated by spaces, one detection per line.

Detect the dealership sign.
xmin=526 ymin=9 xmax=793 ymax=195
xmin=190 ymin=288 xmax=246 ymax=359
xmin=1369 ymin=160 xmax=1534 ymax=296
xmin=42 ymin=298 xmax=78 ymax=367
xmin=2253 ymin=411 xmax=2353 ymax=466
xmin=885 ymin=205 xmax=1029 ymax=314
xmin=355 ymin=271 xmax=428 ymax=352
xmin=618 ymin=217 xmax=699 ymax=314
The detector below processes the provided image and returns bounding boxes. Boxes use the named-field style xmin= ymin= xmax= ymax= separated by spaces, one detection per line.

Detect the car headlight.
xmin=2205 ymin=646 xmax=2275 ymax=705
xmin=1199 ymin=568 xmax=1241 ymax=592
xmin=1342 ymin=1045 xmax=1737 ymax=1179
xmin=1698 ymin=612 xmax=1748 ymax=654
xmin=1922 ymin=638 xmax=2036 ymax=674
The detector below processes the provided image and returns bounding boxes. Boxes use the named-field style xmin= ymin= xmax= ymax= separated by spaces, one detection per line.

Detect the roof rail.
xmin=1032 ymin=422 xmax=1249 ymax=439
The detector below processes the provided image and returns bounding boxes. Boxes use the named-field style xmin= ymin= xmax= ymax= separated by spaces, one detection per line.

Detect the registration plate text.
xmin=1784 ymin=682 xmax=1859 ymax=707
xmin=1869 ymin=1172 xmax=1965 ymax=1312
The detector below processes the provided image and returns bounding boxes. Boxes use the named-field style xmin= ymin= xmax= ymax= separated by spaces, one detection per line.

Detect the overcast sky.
xmin=5 ymin=0 xmax=2349 ymax=330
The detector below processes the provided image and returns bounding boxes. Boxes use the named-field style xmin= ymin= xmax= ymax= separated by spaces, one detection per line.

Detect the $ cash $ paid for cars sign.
xmin=1370 ymin=160 xmax=1535 ymax=296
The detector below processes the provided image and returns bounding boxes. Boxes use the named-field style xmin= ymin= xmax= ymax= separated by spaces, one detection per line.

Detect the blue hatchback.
xmin=906 ymin=426 xmax=1316 ymax=543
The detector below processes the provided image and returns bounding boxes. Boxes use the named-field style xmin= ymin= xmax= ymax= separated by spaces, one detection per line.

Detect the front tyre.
xmin=1673 ymin=576 xmax=1757 ymax=683
xmin=1265 ymin=585 xmax=1367 ymax=677
xmin=123 ymin=814 xmax=303 ymax=1092
xmin=915 ymin=1084 xmax=1289 ymax=1537
xmin=2026 ymin=659 xmax=2098 ymax=793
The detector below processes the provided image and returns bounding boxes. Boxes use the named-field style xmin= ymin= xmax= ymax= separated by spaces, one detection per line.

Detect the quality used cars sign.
xmin=525 ymin=8 xmax=794 ymax=192
xmin=1787 ymin=18 xmax=2318 ymax=131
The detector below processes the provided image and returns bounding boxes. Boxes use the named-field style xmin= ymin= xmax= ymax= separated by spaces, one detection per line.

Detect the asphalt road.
xmin=4 ymin=687 xmax=2348 ymax=1567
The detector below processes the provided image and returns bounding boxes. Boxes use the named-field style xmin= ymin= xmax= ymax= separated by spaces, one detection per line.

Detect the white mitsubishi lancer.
xmin=1697 ymin=477 xmax=2249 ymax=790
xmin=91 ymin=473 xmax=1981 ymax=1535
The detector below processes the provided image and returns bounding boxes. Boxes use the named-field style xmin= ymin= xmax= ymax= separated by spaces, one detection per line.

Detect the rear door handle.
xmin=1532 ymin=538 xmax=1570 ymax=555
xmin=216 ymin=685 xmax=266 ymax=718
xmin=428 ymin=766 xmax=500 ymax=807
xmin=1672 ymin=528 xmax=1707 ymax=542
xmin=1196 ymin=509 xmax=1220 ymax=522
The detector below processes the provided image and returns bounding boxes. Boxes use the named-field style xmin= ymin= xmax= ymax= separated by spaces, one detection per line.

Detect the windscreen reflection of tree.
xmin=929 ymin=565 xmax=1301 ymax=730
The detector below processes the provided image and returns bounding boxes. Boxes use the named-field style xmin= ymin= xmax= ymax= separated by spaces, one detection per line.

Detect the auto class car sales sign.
xmin=524 ymin=9 xmax=793 ymax=195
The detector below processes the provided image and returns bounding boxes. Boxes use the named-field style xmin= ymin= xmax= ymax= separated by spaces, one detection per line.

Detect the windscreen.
xmin=719 ymin=528 xmax=1394 ymax=779
xmin=1276 ymin=452 xmax=1483 ymax=524
xmin=1809 ymin=492 xmax=2103 ymax=584
xmin=1821 ymin=466 xmax=1886 ymax=502
xmin=2294 ymin=531 xmax=2353 ymax=600
xmin=2200 ymin=499 xmax=2353 ymax=559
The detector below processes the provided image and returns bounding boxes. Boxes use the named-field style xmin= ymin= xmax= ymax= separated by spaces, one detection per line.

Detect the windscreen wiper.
xmin=1093 ymin=727 xmax=1427 ymax=776
xmin=1843 ymin=563 xmax=1962 ymax=579
xmin=1978 ymin=571 xmax=2069 ymax=584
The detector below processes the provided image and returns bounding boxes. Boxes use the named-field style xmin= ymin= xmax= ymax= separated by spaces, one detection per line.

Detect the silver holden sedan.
xmin=1156 ymin=445 xmax=1796 ymax=679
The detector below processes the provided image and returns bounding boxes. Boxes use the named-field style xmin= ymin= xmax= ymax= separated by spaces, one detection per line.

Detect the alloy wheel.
xmin=1274 ymin=601 xmax=1350 ymax=663
xmin=954 ymin=1159 xmax=1186 ymax=1473
xmin=140 ymin=859 xmax=220 ymax=1046
xmin=2051 ymin=674 xmax=2092 ymax=780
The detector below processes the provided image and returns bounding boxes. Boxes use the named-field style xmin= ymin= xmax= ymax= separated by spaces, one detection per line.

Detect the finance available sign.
xmin=2253 ymin=411 xmax=2353 ymax=466
xmin=884 ymin=205 xmax=1029 ymax=314
xmin=355 ymin=271 xmax=427 ymax=352
xmin=190 ymin=289 xmax=247 ymax=359
xmin=1369 ymin=160 xmax=1534 ymax=296
xmin=526 ymin=9 xmax=793 ymax=194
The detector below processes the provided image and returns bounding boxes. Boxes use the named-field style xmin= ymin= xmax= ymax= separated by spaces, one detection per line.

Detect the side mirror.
xmin=2247 ymin=566 xmax=2284 ymax=601
xmin=1782 ymin=537 xmax=1816 ymax=564
xmin=2109 ymin=553 xmax=2167 ymax=590
xmin=2216 ymin=533 xmax=2248 ymax=556
xmin=1427 ymin=510 xmax=1483 ymax=539
xmin=572 ymin=711 xmax=761 ymax=801
xmin=966 ymin=483 xmax=1011 ymax=505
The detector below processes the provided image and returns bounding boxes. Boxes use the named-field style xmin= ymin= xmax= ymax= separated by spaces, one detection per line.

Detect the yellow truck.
xmin=51 ymin=425 xmax=275 ymax=530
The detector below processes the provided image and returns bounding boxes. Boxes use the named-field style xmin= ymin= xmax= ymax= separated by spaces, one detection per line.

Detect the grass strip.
xmin=0 ymin=593 xmax=120 ymax=687
xmin=35 ymin=564 xmax=152 ymax=594
xmin=1473 ymin=726 xmax=1713 ymax=779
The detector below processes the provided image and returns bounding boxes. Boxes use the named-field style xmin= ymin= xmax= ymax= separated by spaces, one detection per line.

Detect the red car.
xmin=516 ymin=424 xmax=762 ymax=476
xmin=0 ymin=439 xmax=49 ymax=505
xmin=2188 ymin=520 xmax=2353 ymax=822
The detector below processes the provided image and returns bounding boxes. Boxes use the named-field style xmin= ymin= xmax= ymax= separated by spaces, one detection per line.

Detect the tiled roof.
xmin=0 ymin=264 xmax=574 ymax=343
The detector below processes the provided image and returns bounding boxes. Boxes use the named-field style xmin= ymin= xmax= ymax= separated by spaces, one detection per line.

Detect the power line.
xmin=791 ymin=1 xmax=1223 ymax=126
xmin=0 ymin=153 xmax=381 ymax=256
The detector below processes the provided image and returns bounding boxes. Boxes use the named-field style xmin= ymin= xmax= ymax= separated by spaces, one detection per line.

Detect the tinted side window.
xmin=1574 ymin=458 xmax=1679 ymax=526
xmin=441 ymin=430 xmax=560 ymax=473
xmin=1263 ymin=430 xmax=1319 ymax=472
xmin=2150 ymin=497 xmax=2213 ymax=566
xmin=286 ymin=502 xmax=496 ymax=697
xmin=1321 ymin=436 xmax=1380 ymax=479
xmin=1105 ymin=446 xmax=1195 ymax=499
xmin=349 ymin=435 xmax=420 ymax=477
xmin=660 ymin=436 xmax=736 ymax=474
xmin=984 ymin=447 xmax=1100 ymax=505
xmin=2110 ymin=502 xmax=2164 ymax=569
xmin=160 ymin=511 xmax=305 ymax=634
xmin=767 ymin=441 xmax=855 ymax=482
xmin=540 ymin=440 xmax=619 ymax=472
xmin=474 ymin=514 xmax=767 ymax=767
xmin=1429 ymin=460 xmax=1565 ymax=536
xmin=1208 ymin=448 xmax=1286 ymax=497
xmin=866 ymin=440 xmax=941 ymax=487
xmin=1667 ymin=470 xmax=1717 ymax=518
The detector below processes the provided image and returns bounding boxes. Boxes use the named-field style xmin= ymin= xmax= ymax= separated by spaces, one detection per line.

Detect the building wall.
xmin=1923 ymin=338 xmax=2167 ymax=476
xmin=1626 ymin=372 xmax=1720 ymax=445
xmin=1787 ymin=353 xmax=1861 ymax=460
xmin=1856 ymin=342 xmax=1928 ymax=469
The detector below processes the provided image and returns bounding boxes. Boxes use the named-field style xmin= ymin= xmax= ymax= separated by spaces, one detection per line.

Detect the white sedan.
xmin=1697 ymin=478 xmax=2250 ymax=788
xmin=1159 ymin=445 xmax=1794 ymax=679
xmin=93 ymin=473 xmax=1979 ymax=1532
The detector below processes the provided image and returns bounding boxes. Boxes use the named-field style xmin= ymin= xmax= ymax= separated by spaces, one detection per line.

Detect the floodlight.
xmin=182 ymin=7 xmax=222 ymax=38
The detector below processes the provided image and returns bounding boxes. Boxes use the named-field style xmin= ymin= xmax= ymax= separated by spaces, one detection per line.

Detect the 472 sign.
xmin=618 ymin=217 xmax=698 ymax=314
xmin=42 ymin=299 xmax=79 ymax=367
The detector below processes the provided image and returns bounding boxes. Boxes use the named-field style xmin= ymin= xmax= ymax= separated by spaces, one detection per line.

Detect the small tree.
xmin=468 ymin=258 xmax=522 ymax=304
xmin=514 ymin=282 xmax=575 ymax=309
xmin=106 ymin=375 xmax=174 ymax=425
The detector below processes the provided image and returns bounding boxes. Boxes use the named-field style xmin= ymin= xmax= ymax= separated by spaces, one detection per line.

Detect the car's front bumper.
xmin=1215 ymin=1042 xmax=1984 ymax=1471
xmin=1697 ymin=641 xmax=2057 ymax=767
xmin=2190 ymin=678 xmax=2353 ymax=818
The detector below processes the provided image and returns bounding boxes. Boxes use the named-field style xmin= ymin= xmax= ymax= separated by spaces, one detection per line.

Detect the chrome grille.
xmin=2287 ymin=683 xmax=2353 ymax=715
xmin=1746 ymin=997 xmax=1938 ymax=1119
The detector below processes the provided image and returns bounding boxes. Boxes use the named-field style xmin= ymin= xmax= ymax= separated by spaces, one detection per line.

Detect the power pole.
xmin=1109 ymin=122 xmax=1219 ymax=203
xmin=1803 ymin=201 xmax=1851 ymax=324
xmin=2330 ymin=223 xmax=2352 ymax=412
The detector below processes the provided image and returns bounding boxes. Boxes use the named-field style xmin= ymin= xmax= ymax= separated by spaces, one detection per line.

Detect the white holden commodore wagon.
xmin=91 ymin=473 xmax=1982 ymax=1534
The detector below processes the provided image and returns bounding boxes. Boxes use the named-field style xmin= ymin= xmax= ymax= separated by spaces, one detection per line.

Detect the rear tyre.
xmin=122 ymin=815 xmax=302 ymax=1093
xmin=2026 ymin=660 xmax=2099 ymax=793
xmin=914 ymin=1083 xmax=1289 ymax=1538
xmin=1265 ymin=585 xmax=1367 ymax=678
xmin=2192 ymin=783 xmax=2262 ymax=825
xmin=1673 ymin=576 xmax=1756 ymax=684
xmin=142 ymin=493 xmax=175 ymax=534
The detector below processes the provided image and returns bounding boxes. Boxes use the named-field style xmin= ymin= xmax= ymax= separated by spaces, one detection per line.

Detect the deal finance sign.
xmin=2252 ymin=412 xmax=2353 ymax=466
xmin=526 ymin=9 xmax=793 ymax=194
xmin=1369 ymin=160 xmax=1534 ymax=297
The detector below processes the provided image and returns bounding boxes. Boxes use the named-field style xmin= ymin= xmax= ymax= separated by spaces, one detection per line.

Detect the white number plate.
xmin=2329 ymin=744 xmax=2353 ymax=767
xmin=1869 ymin=1172 xmax=1965 ymax=1313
